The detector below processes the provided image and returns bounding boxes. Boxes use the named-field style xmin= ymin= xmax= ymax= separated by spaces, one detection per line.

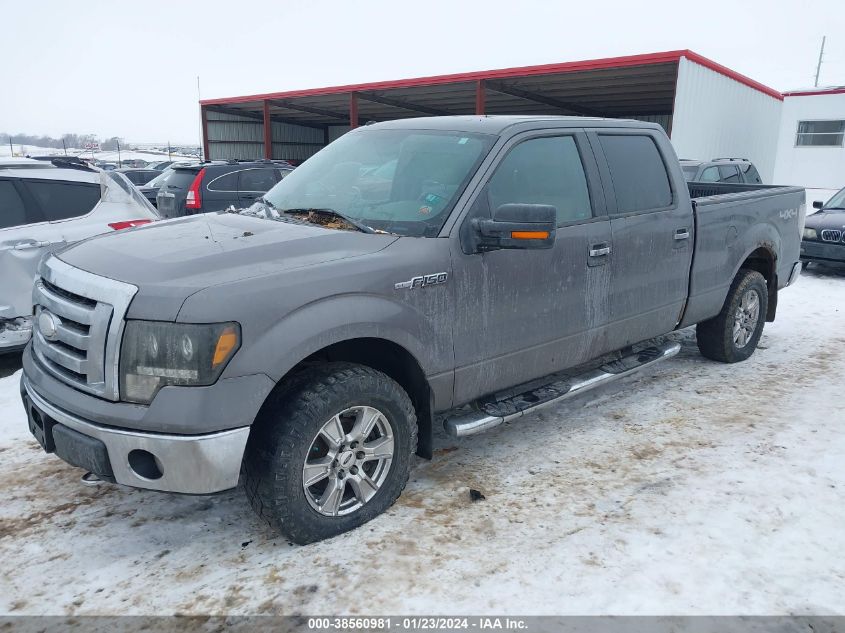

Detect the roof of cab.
xmin=362 ymin=115 xmax=662 ymax=136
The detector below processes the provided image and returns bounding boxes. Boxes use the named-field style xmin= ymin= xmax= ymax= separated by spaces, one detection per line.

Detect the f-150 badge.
xmin=395 ymin=272 xmax=448 ymax=290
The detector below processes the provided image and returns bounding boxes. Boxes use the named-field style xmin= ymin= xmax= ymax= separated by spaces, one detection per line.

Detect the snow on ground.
xmin=0 ymin=144 xmax=197 ymax=164
xmin=0 ymin=268 xmax=844 ymax=616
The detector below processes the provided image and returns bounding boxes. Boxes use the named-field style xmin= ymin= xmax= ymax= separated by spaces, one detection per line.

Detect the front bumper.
xmin=801 ymin=239 xmax=845 ymax=264
xmin=22 ymin=373 xmax=249 ymax=494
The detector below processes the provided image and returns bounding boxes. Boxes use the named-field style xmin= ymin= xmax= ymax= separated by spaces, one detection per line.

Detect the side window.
xmin=718 ymin=165 xmax=741 ymax=183
xmin=488 ymin=136 xmax=592 ymax=226
xmin=0 ymin=180 xmax=34 ymax=229
xmin=741 ymin=163 xmax=762 ymax=184
xmin=21 ymin=181 xmax=100 ymax=221
xmin=206 ymin=171 xmax=238 ymax=192
xmin=598 ymin=134 xmax=672 ymax=213
xmin=238 ymin=168 xmax=278 ymax=192
xmin=699 ymin=166 xmax=720 ymax=182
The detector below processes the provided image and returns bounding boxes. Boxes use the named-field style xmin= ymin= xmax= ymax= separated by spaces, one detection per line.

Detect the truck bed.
xmin=680 ymin=181 xmax=805 ymax=328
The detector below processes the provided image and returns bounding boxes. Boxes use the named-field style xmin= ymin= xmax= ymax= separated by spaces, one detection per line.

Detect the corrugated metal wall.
xmin=206 ymin=110 xmax=264 ymax=160
xmin=206 ymin=110 xmax=327 ymax=161
xmin=671 ymin=57 xmax=783 ymax=182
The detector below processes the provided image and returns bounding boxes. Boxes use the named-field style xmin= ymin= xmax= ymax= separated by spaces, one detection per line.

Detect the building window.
xmin=796 ymin=120 xmax=845 ymax=147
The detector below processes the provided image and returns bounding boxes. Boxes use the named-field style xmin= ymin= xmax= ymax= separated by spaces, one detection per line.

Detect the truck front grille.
xmin=32 ymin=257 xmax=137 ymax=400
xmin=820 ymin=229 xmax=843 ymax=243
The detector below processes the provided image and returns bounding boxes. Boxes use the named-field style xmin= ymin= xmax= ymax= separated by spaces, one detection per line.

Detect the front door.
xmin=450 ymin=131 xmax=614 ymax=405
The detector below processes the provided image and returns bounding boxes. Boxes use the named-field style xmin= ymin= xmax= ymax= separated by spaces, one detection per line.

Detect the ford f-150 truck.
xmin=20 ymin=116 xmax=805 ymax=544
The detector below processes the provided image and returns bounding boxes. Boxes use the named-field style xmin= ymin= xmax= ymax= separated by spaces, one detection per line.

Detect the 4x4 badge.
xmin=395 ymin=272 xmax=448 ymax=290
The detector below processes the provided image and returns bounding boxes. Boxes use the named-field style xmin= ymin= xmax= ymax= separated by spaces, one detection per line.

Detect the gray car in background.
xmin=680 ymin=157 xmax=763 ymax=184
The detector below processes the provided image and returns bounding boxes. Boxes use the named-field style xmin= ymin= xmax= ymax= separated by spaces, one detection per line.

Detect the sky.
xmin=1 ymin=0 xmax=844 ymax=144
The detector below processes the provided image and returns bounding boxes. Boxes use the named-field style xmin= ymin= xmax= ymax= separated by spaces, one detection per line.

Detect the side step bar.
xmin=444 ymin=341 xmax=681 ymax=437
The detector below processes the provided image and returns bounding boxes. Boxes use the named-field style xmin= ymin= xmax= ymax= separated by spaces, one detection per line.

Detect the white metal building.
xmin=772 ymin=87 xmax=845 ymax=200
xmin=200 ymin=49 xmax=786 ymax=182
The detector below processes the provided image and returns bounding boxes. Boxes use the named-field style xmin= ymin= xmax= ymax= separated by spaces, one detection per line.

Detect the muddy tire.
xmin=696 ymin=269 xmax=768 ymax=363
xmin=242 ymin=362 xmax=416 ymax=544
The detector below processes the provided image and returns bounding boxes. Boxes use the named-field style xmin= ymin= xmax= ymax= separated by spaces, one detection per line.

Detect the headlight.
xmin=119 ymin=321 xmax=241 ymax=404
xmin=803 ymin=228 xmax=818 ymax=240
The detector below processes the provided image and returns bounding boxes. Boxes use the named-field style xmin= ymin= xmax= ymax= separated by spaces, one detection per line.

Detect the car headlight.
xmin=119 ymin=320 xmax=241 ymax=404
xmin=803 ymin=228 xmax=818 ymax=240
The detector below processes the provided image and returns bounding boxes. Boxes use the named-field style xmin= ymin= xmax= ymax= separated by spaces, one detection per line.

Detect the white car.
xmin=0 ymin=161 xmax=159 ymax=351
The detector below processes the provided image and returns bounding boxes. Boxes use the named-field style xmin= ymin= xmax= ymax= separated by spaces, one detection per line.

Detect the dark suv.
xmin=680 ymin=158 xmax=763 ymax=184
xmin=156 ymin=160 xmax=293 ymax=218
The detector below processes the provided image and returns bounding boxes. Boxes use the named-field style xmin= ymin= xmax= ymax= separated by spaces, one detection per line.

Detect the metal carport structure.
xmin=199 ymin=49 xmax=784 ymax=175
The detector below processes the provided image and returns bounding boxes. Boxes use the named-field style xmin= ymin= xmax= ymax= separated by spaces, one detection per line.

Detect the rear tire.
xmin=243 ymin=362 xmax=417 ymax=544
xmin=696 ymin=269 xmax=768 ymax=363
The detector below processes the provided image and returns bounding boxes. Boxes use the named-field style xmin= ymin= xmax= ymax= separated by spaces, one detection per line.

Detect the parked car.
xmin=801 ymin=186 xmax=845 ymax=267
xmin=137 ymin=162 xmax=200 ymax=207
xmin=116 ymin=168 xmax=162 ymax=186
xmin=155 ymin=160 xmax=293 ymax=218
xmin=0 ymin=167 xmax=159 ymax=352
xmin=680 ymin=157 xmax=763 ymax=184
xmin=21 ymin=116 xmax=804 ymax=544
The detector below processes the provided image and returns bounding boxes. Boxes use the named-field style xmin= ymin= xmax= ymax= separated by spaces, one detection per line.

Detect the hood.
xmin=58 ymin=213 xmax=398 ymax=319
xmin=805 ymin=209 xmax=845 ymax=231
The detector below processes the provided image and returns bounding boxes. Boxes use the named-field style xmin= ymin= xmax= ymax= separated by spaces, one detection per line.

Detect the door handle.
xmin=674 ymin=229 xmax=690 ymax=240
xmin=589 ymin=244 xmax=611 ymax=257
xmin=13 ymin=240 xmax=51 ymax=250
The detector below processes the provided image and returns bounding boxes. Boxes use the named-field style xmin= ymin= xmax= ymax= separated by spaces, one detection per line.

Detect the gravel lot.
xmin=1 ymin=266 xmax=844 ymax=616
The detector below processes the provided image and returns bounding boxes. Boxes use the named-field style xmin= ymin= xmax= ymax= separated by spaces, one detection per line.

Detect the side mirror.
xmin=813 ymin=200 xmax=824 ymax=210
xmin=472 ymin=204 xmax=556 ymax=252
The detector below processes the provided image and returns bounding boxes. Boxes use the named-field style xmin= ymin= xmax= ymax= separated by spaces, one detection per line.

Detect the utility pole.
xmin=117 ymin=139 xmax=122 ymax=168
xmin=167 ymin=142 xmax=172 ymax=161
xmin=814 ymin=36 xmax=826 ymax=87
xmin=8 ymin=136 xmax=12 ymax=157
xmin=197 ymin=76 xmax=203 ymax=160
xmin=62 ymin=139 xmax=67 ymax=156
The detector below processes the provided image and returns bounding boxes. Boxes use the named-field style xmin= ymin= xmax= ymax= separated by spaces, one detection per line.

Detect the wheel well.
xmin=290 ymin=338 xmax=433 ymax=459
xmin=741 ymin=246 xmax=777 ymax=321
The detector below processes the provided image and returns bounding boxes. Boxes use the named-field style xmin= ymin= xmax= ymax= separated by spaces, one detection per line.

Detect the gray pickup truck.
xmin=20 ymin=116 xmax=804 ymax=544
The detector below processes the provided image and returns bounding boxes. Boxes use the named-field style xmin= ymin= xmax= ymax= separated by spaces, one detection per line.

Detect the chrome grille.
xmin=32 ymin=256 xmax=137 ymax=400
xmin=820 ymin=229 xmax=843 ymax=243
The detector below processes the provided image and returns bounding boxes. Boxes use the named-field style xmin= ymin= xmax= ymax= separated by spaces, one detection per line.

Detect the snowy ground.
xmin=0 ymin=144 xmax=197 ymax=164
xmin=1 ymin=267 xmax=844 ymax=616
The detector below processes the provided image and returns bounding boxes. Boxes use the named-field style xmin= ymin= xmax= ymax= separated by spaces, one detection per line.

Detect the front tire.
xmin=696 ymin=269 xmax=768 ymax=363
xmin=243 ymin=362 xmax=416 ymax=544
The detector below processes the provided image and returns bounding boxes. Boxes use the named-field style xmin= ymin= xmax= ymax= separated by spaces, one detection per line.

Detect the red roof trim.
xmin=200 ymin=49 xmax=783 ymax=106
xmin=782 ymin=88 xmax=845 ymax=97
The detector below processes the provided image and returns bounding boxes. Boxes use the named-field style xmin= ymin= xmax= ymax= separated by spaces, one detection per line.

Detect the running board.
xmin=444 ymin=341 xmax=681 ymax=437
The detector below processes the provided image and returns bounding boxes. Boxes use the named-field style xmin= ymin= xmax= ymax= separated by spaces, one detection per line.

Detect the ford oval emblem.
xmin=38 ymin=311 xmax=60 ymax=341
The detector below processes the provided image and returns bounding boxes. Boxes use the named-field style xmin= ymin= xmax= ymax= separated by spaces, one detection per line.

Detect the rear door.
xmin=0 ymin=177 xmax=99 ymax=323
xmin=590 ymin=129 xmax=694 ymax=348
xmin=0 ymin=178 xmax=47 ymax=321
xmin=237 ymin=168 xmax=280 ymax=206
xmin=450 ymin=130 xmax=614 ymax=403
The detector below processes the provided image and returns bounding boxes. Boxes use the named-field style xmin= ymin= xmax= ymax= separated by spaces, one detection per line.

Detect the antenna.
xmin=814 ymin=36 xmax=826 ymax=87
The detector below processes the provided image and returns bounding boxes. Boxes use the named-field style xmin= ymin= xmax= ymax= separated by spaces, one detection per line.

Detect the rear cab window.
xmin=20 ymin=180 xmax=100 ymax=221
xmin=597 ymin=134 xmax=672 ymax=213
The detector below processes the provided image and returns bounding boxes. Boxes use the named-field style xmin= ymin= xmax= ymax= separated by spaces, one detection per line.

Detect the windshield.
xmin=681 ymin=165 xmax=699 ymax=181
xmin=822 ymin=187 xmax=845 ymax=209
xmin=261 ymin=128 xmax=494 ymax=236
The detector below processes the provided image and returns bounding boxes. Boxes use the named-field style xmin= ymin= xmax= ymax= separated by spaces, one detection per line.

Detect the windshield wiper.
xmin=279 ymin=208 xmax=375 ymax=234
xmin=822 ymin=206 xmax=845 ymax=211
